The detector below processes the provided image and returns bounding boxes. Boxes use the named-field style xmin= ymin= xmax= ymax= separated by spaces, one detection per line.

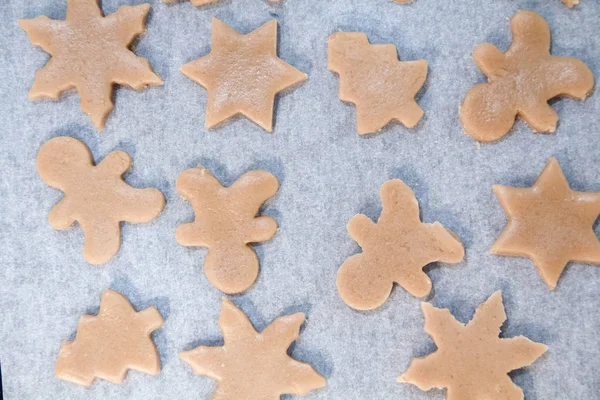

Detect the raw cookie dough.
xmin=37 ymin=137 xmax=165 ymax=264
xmin=55 ymin=290 xmax=163 ymax=386
xmin=176 ymin=167 xmax=279 ymax=294
xmin=562 ymin=0 xmax=579 ymax=7
xmin=328 ymin=32 xmax=427 ymax=134
xmin=492 ymin=158 xmax=600 ymax=289
xmin=18 ymin=0 xmax=162 ymax=130
xmin=400 ymin=291 xmax=548 ymax=400
xmin=180 ymin=298 xmax=326 ymax=399
xmin=164 ymin=0 xmax=279 ymax=5
xmin=336 ymin=179 xmax=464 ymax=310
xmin=460 ymin=10 xmax=594 ymax=142
xmin=180 ymin=18 xmax=307 ymax=132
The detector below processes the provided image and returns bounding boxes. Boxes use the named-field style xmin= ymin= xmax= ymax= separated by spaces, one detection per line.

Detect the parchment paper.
xmin=1 ymin=0 xmax=599 ymax=398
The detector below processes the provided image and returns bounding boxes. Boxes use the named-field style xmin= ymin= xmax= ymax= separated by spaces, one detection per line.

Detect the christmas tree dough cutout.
xmin=180 ymin=18 xmax=307 ymax=132
xmin=492 ymin=158 xmax=600 ymax=289
xmin=18 ymin=0 xmax=162 ymax=130
xmin=37 ymin=137 xmax=165 ymax=264
xmin=180 ymin=298 xmax=327 ymax=399
xmin=176 ymin=167 xmax=279 ymax=294
xmin=400 ymin=291 xmax=548 ymax=400
xmin=328 ymin=32 xmax=427 ymax=134
xmin=337 ymin=180 xmax=464 ymax=310
xmin=460 ymin=10 xmax=594 ymax=142
xmin=55 ymin=290 xmax=163 ymax=386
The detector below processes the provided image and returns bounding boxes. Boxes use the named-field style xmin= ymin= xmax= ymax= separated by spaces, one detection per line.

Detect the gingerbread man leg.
xmin=80 ymin=218 xmax=121 ymax=265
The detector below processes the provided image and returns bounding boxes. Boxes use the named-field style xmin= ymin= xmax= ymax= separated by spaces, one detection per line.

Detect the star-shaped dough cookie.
xmin=328 ymin=32 xmax=428 ymax=134
xmin=18 ymin=0 xmax=163 ymax=130
xmin=400 ymin=291 xmax=547 ymax=400
xmin=492 ymin=158 xmax=600 ymax=289
xmin=180 ymin=18 xmax=307 ymax=132
xmin=180 ymin=298 xmax=326 ymax=399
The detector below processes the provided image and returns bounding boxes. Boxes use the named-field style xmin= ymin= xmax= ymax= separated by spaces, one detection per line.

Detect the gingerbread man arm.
xmin=176 ymin=167 xmax=223 ymax=203
xmin=346 ymin=214 xmax=376 ymax=248
xmin=544 ymin=56 xmax=594 ymax=100
xmin=229 ymin=170 xmax=279 ymax=242
xmin=473 ymin=43 xmax=506 ymax=79
xmin=97 ymin=150 xmax=132 ymax=176
xmin=96 ymin=151 xmax=165 ymax=224
xmin=394 ymin=269 xmax=433 ymax=298
xmin=379 ymin=179 xmax=421 ymax=226
xmin=229 ymin=170 xmax=279 ymax=212
xmin=48 ymin=198 xmax=76 ymax=230
xmin=247 ymin=216 xmax=278 ymax=243
xmin=426 ymin=222 xmax=465 ymax=264
xmin=175 ymin=167 xmax=224 ymax=246
xmin=114 ymin=184 xmax=165 ymax=224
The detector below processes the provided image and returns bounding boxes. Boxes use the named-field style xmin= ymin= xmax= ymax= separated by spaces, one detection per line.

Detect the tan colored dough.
xmin=176 ymin=167 xmax=278 ymax=294
xmin=37 ymin=137 xmax=165 ymax=265
xmin=328 ymin=32 xmax=427 ymax=134
xmin=336 ymin=180 xmax=464 ymax=310
xmin=180 ymin=298 xmax=326 ymax=399
xmin=400 ymin=291 xmax=548 ymax=400
xmin=492 ymin=158 xmax=600 ymax=289
xmin=460 ymin=10 xmax=594 ymax=142
xmin=55 ymin=290 xmax=163 ymax=386
xmin=562 ymin=0 xmax=579 ymax=7
xmin=180 ymin=18 xmax=307 ymax=132
xmin=18 ymin=0 xmax=162 ymax=130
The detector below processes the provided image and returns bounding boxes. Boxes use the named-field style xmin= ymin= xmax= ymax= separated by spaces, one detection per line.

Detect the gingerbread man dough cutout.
xmin=37 ymin=137 xmax=165 ymax=264
xmin=460 ymin=10 xmax=594 ymax=142
xmin=176 ymin=167 xmax=279 ymax=294
xmin=337 ymin=180 xmax=464 ymax=310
